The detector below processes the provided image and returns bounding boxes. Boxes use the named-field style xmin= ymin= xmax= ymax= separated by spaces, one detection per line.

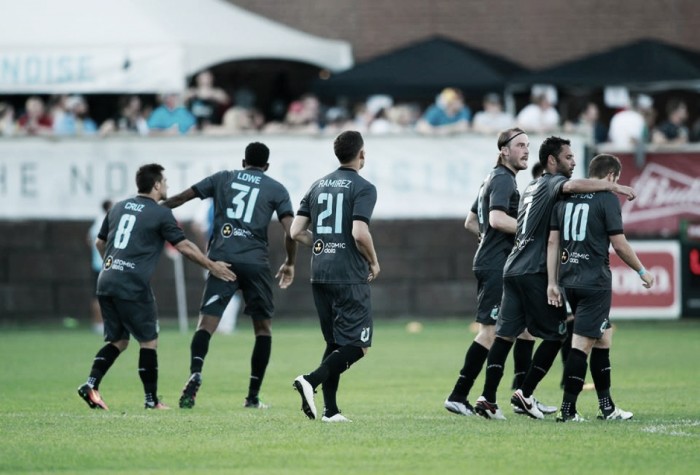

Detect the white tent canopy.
xmin=0 ymin=0 xmax=353 ymax=93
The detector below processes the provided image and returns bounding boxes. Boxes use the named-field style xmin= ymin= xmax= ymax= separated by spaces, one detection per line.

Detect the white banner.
xmin=0 ymin=48 xmax=184 ymax=93
xmin=0 ymin=134 xmax=585 ymax=220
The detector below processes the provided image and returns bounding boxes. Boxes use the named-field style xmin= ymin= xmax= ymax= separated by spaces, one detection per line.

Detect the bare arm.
xmin=489 ymin=209 xmax=517 ymax=234
xmin=562 ymin=178 xmax=636 ymax=201
xmin=174 ymin=238 xmax=236 ymax=282
xmin=546 ymin=230 xmax=563 ymax=306
xmin=610 ymin=234 xmax=654 ymax=288
xmin=464 ymin=211 xmax=480 ymax=237
xmin=161 ymin=187 xmax=197 ymax=209
xmin=290 ymin=215 xmax=313 ymax=247
xmin=274 ymin=215 xmax=297 ymax=289
xmin=352 ymin=220 xmax=380 ymax=282
xmin=95 ymin=238 xmax=106 ymax=258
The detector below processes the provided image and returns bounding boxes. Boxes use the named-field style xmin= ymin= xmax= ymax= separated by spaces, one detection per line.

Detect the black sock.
xmin=247 ymin=335 xmax=272 ymax=401
xmin=520 ymin=339 xmax=562 ymax=397
xmin=450 ymin=341 xmax=489 ymax=401
xmin=512 ymin=339 xmax=534 ymax=390
xmin=481 ymin=338 xmax=513 ymax=403
xmin=190 ymin=329 xmax=212 ymax=374
xmin=138 ymin=348 xmax=158 ymax=405
xmin=87 ymin=344 xmax=121 ymax=390
xmin=561 ymin=348 xmax=588 ymax=414
xmin=590 ymin=348 xmax=614 ymax=412
xmin=321 ymin=344 xmax=341 ymax=415
xmin=559 ymin=320 xmax=574 ymax=387
xmin=305 ymin=345 xmax=364 ymax=389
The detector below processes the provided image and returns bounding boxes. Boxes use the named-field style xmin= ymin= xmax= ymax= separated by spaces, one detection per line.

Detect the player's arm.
xmin=561 ymin=178 xmax=636 ymax=201
xmin=464 ymin=211 xmax=479 ymax=237
xmin=489 ymin=209 xmax=517 ymax=234
xmin=352 ymin=220 xmax=380 ymax=282
xmin=275 ymin=215 xmax=297 ymax=289
xmin=290 ymin=215 xmax=313 ymax=247
xmin=609 ymin=234 xmax=654 ymax=288
xmin=95 ymin=237 xmax=106 ymax=259
xmin=174 ymin=238 xmax=236 ymax=282
xmin=161 ymin=187 xmax=197 ymax=209
xmin=546 ymin=229 xmax=563 ymax=306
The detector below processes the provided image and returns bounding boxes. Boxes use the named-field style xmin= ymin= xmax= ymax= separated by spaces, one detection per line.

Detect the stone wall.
xmin=0 ymin=219 xmax=478 ymax=322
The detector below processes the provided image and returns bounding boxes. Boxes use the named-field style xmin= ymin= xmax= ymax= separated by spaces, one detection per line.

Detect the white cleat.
xmin=474 ymin=396 xmax=507 ymax=420
xmin=598 ymin=407 xmax=633 ymax=420
xmin=513 ymin=396 xmax=557 ymax=415
xmin=444 ymin=398 xmax=475 ymax=416
xmin=510 ymin=389 xmax=544 ymax=419
xmin=293 ymin=375 xmax=317 ymax=420
xmin=322 ymin=413 xmax=352 ymax=423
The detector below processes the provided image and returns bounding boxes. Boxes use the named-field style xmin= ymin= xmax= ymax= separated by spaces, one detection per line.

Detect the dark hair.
xmin=101 ymin=199 xmax=113 ymax=213
xmin=666 ymin=98 xmax=686 ymax=116
xmin=496 ymin=127 xmax=526 ymax=166
xmin=531 ymin=162 xmax=544 ymax=179
xmin=538 ymin=136 xmax=571 ymax=167
xmin=334 ymin=130 xmax=364 ymax=164
xmin=588 ymin=154 xmax=621 ymax=179
xmin=244 ymin=142 xmax=270 ymax=167
xmin=135 ymin=163 xmax=164 ymax=193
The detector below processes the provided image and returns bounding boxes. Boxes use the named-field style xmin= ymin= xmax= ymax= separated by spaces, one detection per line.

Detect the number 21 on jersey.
xmin=317 ymin=192 xmax=344 ymax=234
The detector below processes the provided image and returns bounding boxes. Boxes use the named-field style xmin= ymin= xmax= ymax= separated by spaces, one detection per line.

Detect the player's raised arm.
xmin=174 ymin=238 xmax=236 ymax=282
xmin=161 ymin=187 xmax=197 ymax=209
xmin=562 ymin=178 xmax=636 ymax=201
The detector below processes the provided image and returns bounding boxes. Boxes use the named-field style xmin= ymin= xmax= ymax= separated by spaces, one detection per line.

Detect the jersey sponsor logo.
xmin=561 ymin=248 xmax=590 ymax=265
xmin=104 ymin=255 xmax=113 ymax=269
xmin=221 ymin=223 xmax=233 ymax=238
xmin=312 ymin=239 xmax=346 ymax=255
xmin=103 ymin=255 xmax=135 ymax=271
xmin=560 ymin=248 xmax=569 ymax=264
xmin=360 ymin=327 xmax=371 ymax=343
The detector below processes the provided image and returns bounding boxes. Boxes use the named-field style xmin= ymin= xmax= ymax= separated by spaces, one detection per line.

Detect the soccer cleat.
xmin=293 ymin=375 xmax=317 ymax=420
xmin=444 ymin=398 xmax=475 ymax=416
xmin=474 ymin=396 xmax=506 ymax=420
xmin=512 ymin=396 xmax=557 ymax=415
xmin=179 ymin=372 xmax=202 ymax=409
xmin=145 ymin=400 xmax=171 ymax=410
xmin=322 ymin=413 xmax=352 ymax=423
xmin=510 ymin=389 xmax=544 ymax=419
xmin=556 ymin=411 xmax=586 ymax=422
xmin=77 ymin=384 xmax=109 ymax=410
xmin=243 ymin=397 xmax=270 ymax=409
xmin=597 ymin=407 xmax=633 ymax=420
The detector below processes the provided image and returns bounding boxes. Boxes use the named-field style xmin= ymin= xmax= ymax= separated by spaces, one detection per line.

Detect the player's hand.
xmin=547 ymin=284 xmax=562 ymax=307
xmin=276 ymin=263 xmax=295 ymax=289
xmin=641 ymin=272 xmax=654 ymax=289
xmin=367 ymin=262 xmax=380 ymax=282
xmin=211 ymin=261 xmax=236 ymax=282
xmin=613 ymin=184 xmax=636 ymax=201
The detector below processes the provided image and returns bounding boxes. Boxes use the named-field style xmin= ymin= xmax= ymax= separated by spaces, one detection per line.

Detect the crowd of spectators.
xmin=1 ymin=69 xmax=700 ymax=148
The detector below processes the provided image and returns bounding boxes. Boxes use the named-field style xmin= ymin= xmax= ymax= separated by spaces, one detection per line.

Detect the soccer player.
xmin=162 ymin=142 xmax=297 ymax=409
xmin=290 ymin=130 xmax=379 ymax=422
xmin=547 ymin=153 xmax=654 ymax=421
xmin=77 ymin=163 xmax=235 ymax=410
xmin=473 ymin=136 xmax=636 ymax=420
xmin=444 ymin=128 xmax=555 ymax=417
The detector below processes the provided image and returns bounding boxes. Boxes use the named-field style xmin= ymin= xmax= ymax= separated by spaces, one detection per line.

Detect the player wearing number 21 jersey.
xmin=291 ymin=131 xmax=380 ymax=422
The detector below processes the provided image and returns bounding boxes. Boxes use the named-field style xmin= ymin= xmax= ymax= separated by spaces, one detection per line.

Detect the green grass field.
xmin=1 ymin=318 xmax=699 ymax=475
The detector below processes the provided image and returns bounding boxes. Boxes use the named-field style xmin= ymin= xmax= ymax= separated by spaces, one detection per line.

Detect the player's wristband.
xmin=638 ymin=267 xmax=647 ymax=276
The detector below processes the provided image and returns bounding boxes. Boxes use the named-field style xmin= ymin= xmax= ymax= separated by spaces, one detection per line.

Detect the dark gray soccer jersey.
xmin=551 ymin=191 xmax=624 ymax=289
xmin=471 ymin=165 xmax=519 ymax=271
xmin=192 ymin=169 xmax=294 ymax=265
xmin=504 ymin=172 xmax=568 ymax=276
xmin=297 ymin=167 xmax=377 ymax=284
xmin=97 ymin=196 xmax=185 ymax=301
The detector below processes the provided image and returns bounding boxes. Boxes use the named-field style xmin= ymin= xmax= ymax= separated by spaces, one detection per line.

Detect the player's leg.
xmin=592 ymin=324 xmax=632 ymax=420
xmin=511 ymin=331 xmax=534 ymax=390
xmin=217 ymin=291 xmax=242 ymax=335
xmin=245 ymin=318 xmax=272 ymax=408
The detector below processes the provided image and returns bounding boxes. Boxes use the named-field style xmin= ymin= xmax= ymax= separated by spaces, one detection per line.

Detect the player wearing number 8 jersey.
xmin=474 ymin=137 xmax=637 ymax=420
xmin=162 ymin=142 xmax=297 ymax=409
xmin=77 ymin=164 xmax=235 ymax=410
xmin=291 ymin=130 xmax=379 ymax=422
xmin=547 ymin=154 xmax=654 ymax=421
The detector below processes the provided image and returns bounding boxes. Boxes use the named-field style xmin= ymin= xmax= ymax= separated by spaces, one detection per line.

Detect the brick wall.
xmin=229 ymin=0 xmax=700 ymax=68
xmin=0 ymin=219 xmax=478 ymax=322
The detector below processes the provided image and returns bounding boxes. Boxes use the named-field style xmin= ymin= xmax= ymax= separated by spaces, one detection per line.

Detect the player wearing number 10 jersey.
xmin=77 ymin=164 xmax=235 ymax=411
xmin=162 ymin=142 xmax=297 ymax=410
xmin=291 ymin=131 xmax=380 ymax=422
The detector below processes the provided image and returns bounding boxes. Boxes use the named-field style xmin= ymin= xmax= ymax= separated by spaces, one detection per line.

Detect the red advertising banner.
xmin=616 ymin=152 xmax=700 ymax=237
xmin=610 ymin=240 xmax=680 ymax=319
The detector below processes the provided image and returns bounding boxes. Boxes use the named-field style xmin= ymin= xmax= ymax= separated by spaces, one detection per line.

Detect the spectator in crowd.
xmin=16 ymin=96 xmax=52 ymax=136
xmin=516 ymin=93 xmax=560 ymax=133
xmin=99 ymin=95 xmax=149 ymax=136
xmin=147 ymin=93 xmax=196 ymax=135
xmin=563 ymin=101 xmax=607 ymax=145
xmin=416 ymin=88 xmax=471 ymax=135
xmin=265 ymin=94 xmax=321 ymax=134
xmin=0 ymin=102 xmax=14 ymax=136
xmin=472 ymin=93 xmax=515 ymax=134
xmin=608 ymin=94 xmax=653 ymax=148
xmin=652 ymin=98 xmax=689 ymax=145
xmin=53 ymin=95 xmax=98 ymax=136
xmin=203 ymin=105 xmax=264 ymax=135
xmin=185 ymin=70 xmax=230 ymax=130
